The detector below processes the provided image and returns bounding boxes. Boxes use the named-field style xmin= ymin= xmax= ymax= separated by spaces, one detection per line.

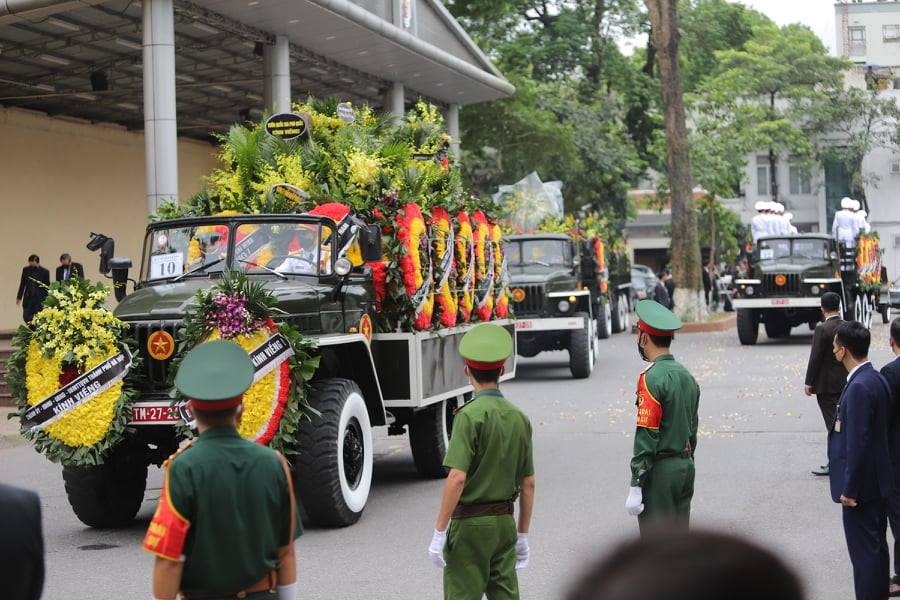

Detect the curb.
xmin=680 ymin=313 xmax=737 ymax=333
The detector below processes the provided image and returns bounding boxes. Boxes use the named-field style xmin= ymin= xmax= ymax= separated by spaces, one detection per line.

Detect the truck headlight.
xmin=745 ymin=286 xmax=754 ymax=296
xmin=557 ymin=300 xmax=571 ymax=313
xmin=811 ymin=285 xmax=820 ymax=295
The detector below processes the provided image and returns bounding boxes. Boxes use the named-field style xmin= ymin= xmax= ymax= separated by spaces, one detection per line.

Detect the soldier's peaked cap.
xmin=636 ymin=299 xmax=683 ymax=337
xmin=459 ymin=324 xmax=513 ymax=370
xmin=175 ymin=340 xmax=254 ymax=410
xmin=841 ymin=197 xmax=854 ymax=209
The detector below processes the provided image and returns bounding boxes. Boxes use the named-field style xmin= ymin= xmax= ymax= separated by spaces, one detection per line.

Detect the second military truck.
xmin=504 ymin=233 xmax=631 ymax=378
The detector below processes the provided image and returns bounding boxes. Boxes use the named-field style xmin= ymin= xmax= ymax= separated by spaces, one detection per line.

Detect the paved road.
xmin=2 ymin=320 xmax=895 ymax=600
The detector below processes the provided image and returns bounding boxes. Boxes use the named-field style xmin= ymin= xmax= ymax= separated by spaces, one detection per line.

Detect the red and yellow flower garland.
xmin=491 ymin=221 xmax=509 ymax=319
xmin=431 ymin=207 xmax=458 ymax=328
xmin=471 ymin=210 xmax=495 ymax=322
xmin=396 ymin=203 xmax=435 ymax=330
xmin=455 ymin=212 xmax=475 ymax=323
xmin=857 ymin=233 xmax=881 ymax=288
xmin=206 ymin=318 xmax=290 ymax=445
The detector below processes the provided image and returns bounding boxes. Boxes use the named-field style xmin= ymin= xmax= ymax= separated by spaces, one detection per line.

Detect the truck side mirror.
xmin=359 ymin=225 xmax=382 ymax=262
xmin=87 ymin=232 xmax=116 ymax=275
xmin=109 ymin=257 xmax=132 ymax=302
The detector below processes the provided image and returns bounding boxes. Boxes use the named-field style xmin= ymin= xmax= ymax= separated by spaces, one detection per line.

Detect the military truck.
xmin=67 ymin=213 xmax=516 ymax=529
xmin=732 ymin=234 xmax=881 ymax=344
xmin=504 ymin=233 xmax=631 ymax=378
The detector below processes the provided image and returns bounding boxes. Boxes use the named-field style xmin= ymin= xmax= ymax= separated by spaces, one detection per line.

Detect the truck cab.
xmin=732 ymin=234 xmax=843 ymax=344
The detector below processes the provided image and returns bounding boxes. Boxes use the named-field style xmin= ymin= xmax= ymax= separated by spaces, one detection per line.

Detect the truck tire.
xmin=882 ymin=302 xmax=890 ymax=324
xmin=62 ymin=452 xmax=148 ymax=528
xmin=570 ymin=311 xmax=594 ymax=378
xmin=611 ymin=294 xmax=629 ymax=334
xmin=596 ymin=302 xmax=612 ymax=340
xmin=736 ymin=309 xmax=758 ymax=346
xmin=409 ymin=395 xmax=461 ymax=478
xmin=296 ymin=378 xmax=373 ymax=527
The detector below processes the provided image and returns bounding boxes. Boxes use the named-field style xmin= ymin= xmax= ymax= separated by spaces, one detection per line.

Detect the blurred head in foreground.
xmin=566 ymin=529 xmax=804 ymax=600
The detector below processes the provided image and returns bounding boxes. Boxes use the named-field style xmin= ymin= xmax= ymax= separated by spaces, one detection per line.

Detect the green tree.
xmin=694 ymin=23 xmax=849 ymax=202
xmin=806 ymin=87 xmax=900 ymax=208
xmin=645 ymin=0 xmax=706 ymax=320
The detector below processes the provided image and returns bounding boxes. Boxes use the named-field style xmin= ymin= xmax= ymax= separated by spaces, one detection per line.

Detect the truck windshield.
xmin=758 ymin=238 xmax=830 ymax=261
xmin=143 ymin=223 xmax=230 ymax=282
xmin=505 ymin=239 xmax=572 ymax=267
xmin=142 ymin=220 xmax=329 ymax=282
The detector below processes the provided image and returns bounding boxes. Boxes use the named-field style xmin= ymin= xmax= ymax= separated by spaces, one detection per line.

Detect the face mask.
xmin=637 ymin=333 xmax=650 ymax=362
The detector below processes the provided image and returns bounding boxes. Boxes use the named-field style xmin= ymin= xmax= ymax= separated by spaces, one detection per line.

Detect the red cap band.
xmin=464 ymin=358 xmax=507 ymax=370
xmin=637 ymin=320 xmax=673 ymax=337
xmin=190 ymin=396 xmax=243 ymax=412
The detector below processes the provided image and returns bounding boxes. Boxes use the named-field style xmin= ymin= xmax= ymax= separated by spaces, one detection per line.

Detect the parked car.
xmin=631 ymin=265 xmax=658 ymax=302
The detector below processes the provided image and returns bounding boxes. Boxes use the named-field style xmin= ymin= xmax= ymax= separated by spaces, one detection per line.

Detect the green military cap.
xmin=635 ymin=299 xmax=683 ymax=336
xmin=459 ymin=323 xmax=513 ymax=369
xmin=175 ymin=340 xmax=254 ymax=409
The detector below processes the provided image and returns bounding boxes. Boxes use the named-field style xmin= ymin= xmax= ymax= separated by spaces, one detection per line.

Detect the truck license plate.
xmin=770 ymin=298 xmax=789 ymax=306
xmin=515 ymin=320 xmax=534 ymax=330
xmin=130 ymin=403 xmax=179 ymax=424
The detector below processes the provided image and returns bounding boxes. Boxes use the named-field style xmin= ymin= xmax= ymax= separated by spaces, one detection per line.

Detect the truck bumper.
xmin=515 ymin=316 xmax=586 ymax=332
xmin=732 ymin=298 xmax=822 ymax=309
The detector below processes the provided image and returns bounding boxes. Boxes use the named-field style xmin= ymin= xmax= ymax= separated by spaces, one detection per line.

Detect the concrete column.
xmin=387 ymin=81 xmax=405 ymax=117
xmin=263 ymin=36 xmax=291 ymax=113
xmin=142 ymin=0 xmax=178 ymax=214
xmin=446 ymin=103 xmax=460 ymax=157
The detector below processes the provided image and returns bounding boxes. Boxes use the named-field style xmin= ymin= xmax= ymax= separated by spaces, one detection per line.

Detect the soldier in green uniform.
xmin=625 ymin=300 xmax=700 ymax=536
xmin=143 ymin=340 xmax=301 ymax=600
xmin=428 ymin=324 xmax=536 ymax=600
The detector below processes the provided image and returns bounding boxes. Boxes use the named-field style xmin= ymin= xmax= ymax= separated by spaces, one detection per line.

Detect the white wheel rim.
xmin=442 ymin=396 xmax=462 ymax=449
xmin=605 ymin=304 xmax=612 ymax=333
xmin=336 ymin=391 xmax=373 ymax=513
xmin=589 ymin=322 xmax=596 ymax=371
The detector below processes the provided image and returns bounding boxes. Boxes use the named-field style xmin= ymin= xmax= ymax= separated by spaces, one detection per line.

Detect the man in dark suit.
xmin=0 ymin=483 xmax=44 ymax=600
xmin=653 ymin=272 xmax=671 ymax=309
xmin=829 ymin=321 xmax=892 ymax=600
xmin=55 ymin=253 xmax=84 ymax=282
xmin=805 ymin=292 xmax=846 ymax=476
xmin=880 ymin=318 xmax=900 ymax=596
xmin=15 ymin=254 xmax=50 ymax=324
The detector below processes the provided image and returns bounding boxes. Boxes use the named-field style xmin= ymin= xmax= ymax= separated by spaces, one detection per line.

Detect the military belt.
xmin=452 ymin=501 xmax=514 ymax=519
xmin=180 ymin=570 xmax=277 ymax=600
xmin=655 ymin=441 xmax=693 ymax=461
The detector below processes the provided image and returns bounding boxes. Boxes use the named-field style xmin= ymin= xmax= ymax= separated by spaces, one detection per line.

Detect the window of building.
xmin=885 ymin=25 xmax=900 ymax=42
xmin=850 ymin=26 xmax=867 ymax=56
xmin=756 ymin=155 xmax=776 ymax=197
xmin=789 ymin=163 xmax=812 ymax=195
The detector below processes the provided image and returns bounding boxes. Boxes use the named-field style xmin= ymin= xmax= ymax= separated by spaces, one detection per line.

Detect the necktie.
xmin=64 ymin=267 xmax=69 ymax=280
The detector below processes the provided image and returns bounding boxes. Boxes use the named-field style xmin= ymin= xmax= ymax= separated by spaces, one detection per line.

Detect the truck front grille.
xmin=129 ymin=320 xmax=180 ymax=392
xmin=512 ymin=284 xmax=544 ymax=314
xmin=763 ymin=274 xmax=800 ymax=296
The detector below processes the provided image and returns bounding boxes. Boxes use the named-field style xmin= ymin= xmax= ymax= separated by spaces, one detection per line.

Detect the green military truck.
xmin=68 ymin=213 xmax=515 ymax=529
xmin=504 ymin=233 xmax=631 ymax=378
xmin=732 ymin=233 xmax=882 ymax=344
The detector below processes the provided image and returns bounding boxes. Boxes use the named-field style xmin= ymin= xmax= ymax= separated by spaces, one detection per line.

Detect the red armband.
xmin=636 ymin=372 xmax=662 ymax=430
xmin=142 ymin=467 xmax=190 ymax=561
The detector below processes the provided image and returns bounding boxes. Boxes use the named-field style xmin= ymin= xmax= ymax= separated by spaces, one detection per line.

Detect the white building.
xmin=836 ymin=0 xmax=900 ymax=72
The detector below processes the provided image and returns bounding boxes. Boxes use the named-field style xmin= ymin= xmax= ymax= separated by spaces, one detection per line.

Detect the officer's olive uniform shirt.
xmin=630 ymin=355 xmax=700 ymax=486
xmin=443 ymin=390 xmax=534 ymax=504
xmin=168 ymin=427 xmax=302 ymax=595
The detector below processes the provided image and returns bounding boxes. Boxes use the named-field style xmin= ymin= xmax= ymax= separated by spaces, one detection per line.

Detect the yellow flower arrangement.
xmin=347 ymin=150 xmax=380 ymax=188
xmin=9 ymin=279 xmax=136 ymax=466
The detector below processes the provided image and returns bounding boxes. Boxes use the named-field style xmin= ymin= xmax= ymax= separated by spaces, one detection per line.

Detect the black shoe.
xmin=812 ymin=465 xmax=829 ymax=476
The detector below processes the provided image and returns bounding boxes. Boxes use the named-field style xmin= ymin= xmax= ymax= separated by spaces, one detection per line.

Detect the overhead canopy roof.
xmin=0 ymin=0 xmax=512 ymax=139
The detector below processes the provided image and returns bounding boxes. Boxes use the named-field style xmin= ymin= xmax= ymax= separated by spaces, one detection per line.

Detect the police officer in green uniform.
xmin=428 ymin=324 xmax=536 ymax=600
xmin=625 ymin=300 xmax=700 ymax=536
xmin=143 ymin=340 xmax=301 ymax=600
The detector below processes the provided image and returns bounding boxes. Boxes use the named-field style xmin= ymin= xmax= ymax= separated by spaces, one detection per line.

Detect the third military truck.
xmin=732 ymin=233 xmax=885 ymax=344
xmin=65 ymin=213 xmax=515 ymax=530
xmin=504 ymin=233 xmax=631 ymax=377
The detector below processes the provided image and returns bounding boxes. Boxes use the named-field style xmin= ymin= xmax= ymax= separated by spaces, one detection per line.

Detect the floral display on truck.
xmin=175 ymin=273 xmax=318 ymax=454
xmin=856 ymin=232 xmax=882 ymax=291
xmin=152 ymin=97 xmax=509 ymax=332
xmin=6 ymin=279 xmax=138 ymax=466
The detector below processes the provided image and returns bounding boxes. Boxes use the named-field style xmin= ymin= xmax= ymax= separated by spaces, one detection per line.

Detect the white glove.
xmin=625 ymin=486 xmax=644 ymax=516
xmin=515 ymin=533 xmax=530 ymax=570
xmin=277 ymin=582 xmax=298 ymax=600
xmin=428 ymin=529 xmax=447 ymax=568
